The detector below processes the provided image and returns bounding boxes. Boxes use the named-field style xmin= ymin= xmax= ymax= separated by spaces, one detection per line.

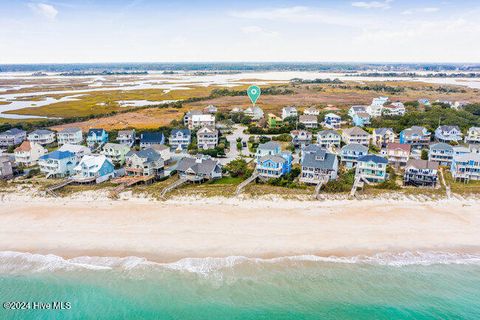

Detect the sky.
xmin=1 ymin=0 xmax=479 ymax=64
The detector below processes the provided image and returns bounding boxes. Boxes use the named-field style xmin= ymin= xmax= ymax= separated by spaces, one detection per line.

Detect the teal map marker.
xmin=247 ymin=85 xmax=261 ymax=105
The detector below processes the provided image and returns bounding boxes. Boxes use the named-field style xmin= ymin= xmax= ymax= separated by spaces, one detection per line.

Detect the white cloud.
xmin=230 ymin=6 xmax=377 ymax=28
xmin=402 ymin=7 xmax=440 ymax=15
xmin=352 ymin=0 xmax=393 ymax=9
xmin=28 ymin=3 xmax=58 ymax=21
xmin=241 ymin=26 xmax=279 ymax=37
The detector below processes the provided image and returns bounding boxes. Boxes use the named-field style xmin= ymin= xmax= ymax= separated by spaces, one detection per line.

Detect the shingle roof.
xmin=358 ymin=154 xmax=388 ymax=164
xmin=341 ymin=143 xmax=368 ymax=153
xmin=438 ymin=125 xmax=460 ymax=132
xmin=299 ymin=115 xmax=317 ymax=122
xmin=302 ymin=146 xmax=337 ymax=170
xmin=14 ymin=141 xmax=33 ymax=152
xmin=1 ymin=128 xmax=25 ymax=136
xmin=59 ymin=127 xmax=82 ymax=133
xmin=429 ymin=142 xmax=453 ymax=152
xmin=374 ymin=128 xmax=394 ymax=135
xmin=318 ymin=129 xmax=340 ymax=137
xmin=343 ymin=127 xmax=369 ymax=136
xmin=176 ymin=156 xmax=221 ymax=175
xmin=259 ymin=154 xmax=286 ymax=164
xmin=30 ymin=129 xmax=54 ymax=135
xmin=258 ymin=141 xmax=280 ymax=151
xmin=40 ymin=150 xmax=75 ymax=160
xmin=406 ymin=159 xmax=439 ymax=170
xmin=126 ymin=148 xmax=161 ymax=162
xmin=387 ymin=143 xmax=411 ymax=153
xmin=88 ymin=128 xmax=106 ymax=136
xmin=140 ymin=132 xmax=164 ymax=143
xmin=171 ymin=129 xmax=191 ymax=136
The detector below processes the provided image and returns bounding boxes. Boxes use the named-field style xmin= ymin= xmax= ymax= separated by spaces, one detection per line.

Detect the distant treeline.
xmin=2 ymin=62 xmax=480 ymax=73
xmin=353 ymin=72 xmax=480 ymax=78
xmin=59 ymin=71 xmax=148 ymax=76
xmin=291 ymin=78 xmax=344 ymax=84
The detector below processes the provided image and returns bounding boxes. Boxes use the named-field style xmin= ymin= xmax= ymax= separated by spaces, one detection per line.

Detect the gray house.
xmin=169 ymin=129 xmax=191 ymax=151
xmin=404 ymin=159 xmax=439 ymax=187
xmin=176 ymin=155 xmax=222 ymax=182
xmin=300 ymin=145 xmax=338 ymax=184
xmin=0 ymin=128 xmax=26 ymax=147
xmin=340 ymin=143 xmax=369 ymax=168
xmin=429 ymin=142 xmax=454 ymax=166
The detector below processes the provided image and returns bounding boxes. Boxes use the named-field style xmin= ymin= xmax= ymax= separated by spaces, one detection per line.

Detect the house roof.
xmin=429 ymin=142 xmax=454 ymax=152
xmin=468 ymin=127 xmax=480 ymax=133
xmin=325 ymin=113 xmax=340 ymax=118
xmin=302 ymin=149 xmax=337 ymax=170
xmin=374 ymin=128 xmax=394 ymax=135
xmin=197 ymin=126 xmax=217 ymax=134
xmin=437 ymin=125 xmax=460 ymax=132
xmin=171 ymin=129 xmax=191 ymax=136
xmin=283 ymin=106 xmax=297 ymax=112
xmin=299 ymin=115 xmax=317 ymax=122
xmin=118 ymin=129 xmax=135 ymax=136
xmin=356 ymin=112 xmax=370 ymax=118
xmin=387 ymin=143 xmax=411 ymax=153
xmin=1 ymin=128 xmax=26 ymax=136
xmin=341 ymin=143 xmax=368 ymax=153
xmin=40 ymin=150 xmax=75 ymax=160
xmin=343 ymin=127 xmax=369 ymax=136
xmin=176 ymin=156 xmax=221 ymax=175
xmin=140 ymin=132 xmax=164 ymax=143
xmin=258 ymin=141 xmax=280 ymax=151
xmin=358 ymin=154 xmax=388 ymax=164
xmin=259 ymin=154 xmax=286 ymax=164
xmin=75 ymin=155 xmax=112 ymax=173
xmin=126 ymin=148 xmax=162 ymax=162
xmin=185 ymin=110 xmax=203 ymax=116
xmin=59 ymin=127 xmax=82 ymax=134
xmin=29 ymin=129 xmax=54 ymax=135
xmin=88 ymin=128 xmax=106 ymax=136
xmin=15 ymin=141 xmax=33 ymax=152
xmin=291 ymin=130 xmax=312 ymax=137
xmin=350 ymin=105 xmax=367 ymax=112
xmin=58 ymin=144 xmax=91 ymax=154
xmin=402 ymin=126 xmax=429 ymax=137
xmin=454 ymin=152 xmax=480 ymax=162
xmin=317 ymin=129 xmax=340 ymax=137
xmin=406 ymin=159 xmax=439 ymax=170
xmin=103 ymin=143 xmax=130 ymax=151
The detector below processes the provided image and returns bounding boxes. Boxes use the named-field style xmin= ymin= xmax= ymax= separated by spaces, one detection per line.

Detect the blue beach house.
xmin=86 ymin=129 xmax=109 ymax=148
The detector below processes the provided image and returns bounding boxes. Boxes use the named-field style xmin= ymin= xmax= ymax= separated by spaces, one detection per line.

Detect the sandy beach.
xmin=1 ymin=194 xmax=480 ymax=262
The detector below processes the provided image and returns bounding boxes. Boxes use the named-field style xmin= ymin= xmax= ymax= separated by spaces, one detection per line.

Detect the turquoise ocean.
xmin=1 ymin=251 xmax=480 ymax=319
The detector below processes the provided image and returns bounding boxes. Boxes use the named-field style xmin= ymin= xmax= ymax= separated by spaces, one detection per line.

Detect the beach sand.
xmin=1 ymin=195 xmax=479 ymax=262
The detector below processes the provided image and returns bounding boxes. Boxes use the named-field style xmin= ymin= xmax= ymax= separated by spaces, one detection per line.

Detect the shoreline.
xmin=1 ymin=192 xmax=480 ymax=263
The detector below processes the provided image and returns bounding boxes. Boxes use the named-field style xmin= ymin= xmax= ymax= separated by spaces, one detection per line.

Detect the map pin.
xmin=247 ymin=85 xmax=261 ymax=106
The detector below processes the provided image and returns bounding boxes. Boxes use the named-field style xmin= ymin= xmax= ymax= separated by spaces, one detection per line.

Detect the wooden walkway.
xmin=160 ymin=178 xmax=187 ymax=198
xmin=110 ymin=175 xmax=155 ymax=198
xmin=235 ymin=172 xmax=259 ymax=196
xmin=45 ymin=179 xmax=74 ymax=197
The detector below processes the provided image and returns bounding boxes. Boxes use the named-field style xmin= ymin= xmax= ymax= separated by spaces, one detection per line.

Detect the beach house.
xmin=367 ymin=97 xmax=389 ymax=118
xmin=0 ymin=155 xmax=14 ymax=180
xmin=382 ymin=102 xmax=406 ymax=116
xmin=386 ymin=143 xmax=411 ymax=168
xmin=342 ymin=127 xmax=370 ymax=146
xmin=428 ymin=142 xmax=454 ymax=166
xmin=304 ymin=107 xmax=320 ymax=116
xmin=299 ymin=115 xmax=318 ymax=129
xmin=465 ymin=127 xmax=480 ymax=144
xmin=116 ymin=129 xmax=136 ymax=146
xmin=197 ymin=126 xmax=218 ymax=150
xmin=355 ymin=155 xmax=388 ymax=183
xmin=255 ymin=141 xmax=281 ymax=163
xmin=57 ymin=127 xmax=83 ymax=145
xmin=256 ymin=152 xmax=292 ymax=179
xmin=140 ymin=132 xmax=165 ymax=149
xmin=86 ymin=129 xmax=108 ymax=148
xmin=317 ymin=130 xmax=341 ymax=149
xmin=435 ymin=125 xmax=463 ymax=143
xmin=244 ymin=106 xmax=264 ymax=120
xmin=57 ymin=144 xmax=92 ymax=163
xmin=399 ymin=126 xmax=431 ymax=148
xmin=348 ymin=105 xmax=367 ymax=119
xmin=300 ymin=145 xmax=338 ymax=184
xmin=14 ymin=141 xmax=47 ymax=167
xmin=267 ymin=114 xmax=283 ymax=128
xmin=125 ymin=148 xmax=165 ymax=177
xmin=38 ymin=150 xmax=77 ymax=178
xmin=282 ymin=106 xmax=298 ymax=120
xmin=0 ymin=128 xmax=26 ymax=147
xmin=176 ymin=155 xmax=222 ymax=182
xmin=290 ymin=130 xmax=312 ymax=147
xmin=324 ymin=113 xmax=341 ymax=129
xmin=73 ymin=155 xmax=115 ymax=183
xmin=451 ymin=152 xmax=480 ymax=182
xmin=352 ymin=112 xmax=371 ymax=127
xmin=404 ymin=159 xmax=439 ymax=188
xmin=101 ymin=143 xmax=131 ymax=165
xmin=188 ymin=114 xmax=215 ymax=130
xmin=169 ymin=129 xmax=191 ymax=151
xmin=27 ymin=129 xmax=55 ymax=145
xmin=183 ymin=110 xmax=203 ymax=126
xmin=340 ymin=143 xmax=369 ymax=168
xmin=372 ymin=128 xmax=396 ymax=147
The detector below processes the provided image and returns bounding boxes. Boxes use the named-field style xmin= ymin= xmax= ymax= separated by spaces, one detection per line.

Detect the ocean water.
xmin=1 ymin=252 xmax=480 ymax=320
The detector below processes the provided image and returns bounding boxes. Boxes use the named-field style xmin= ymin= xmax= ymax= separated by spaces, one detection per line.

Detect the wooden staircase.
xmin=160 ymin=178 xmax=187 ymax=198
xmin=45 ymin=179 xmax=74 ymax=197
xmin=235 ymin=172 xmax=259 ymax=196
